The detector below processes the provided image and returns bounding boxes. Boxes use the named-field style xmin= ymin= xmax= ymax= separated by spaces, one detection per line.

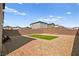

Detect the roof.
xmin=48 ymin=23 xmax=55 ymax=26
xmin=3 ymin=26 xmax=21 ymax=28
xmin=30 ymin=21 xmax=48 ymax=25
xmin=4 ymin=26 xmax=12 ymax=28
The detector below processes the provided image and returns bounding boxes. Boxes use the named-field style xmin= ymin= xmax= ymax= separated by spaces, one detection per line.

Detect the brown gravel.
xmin=7 ymin=34 xmax=75 ymax=56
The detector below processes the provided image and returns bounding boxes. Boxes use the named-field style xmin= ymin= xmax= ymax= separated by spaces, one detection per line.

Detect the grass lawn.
xmin=30 ymin=34 xmax=58 ymax=40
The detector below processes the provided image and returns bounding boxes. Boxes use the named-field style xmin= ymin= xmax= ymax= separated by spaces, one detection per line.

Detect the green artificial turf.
xmin=30 ymin=34 xmax=58 ymax=40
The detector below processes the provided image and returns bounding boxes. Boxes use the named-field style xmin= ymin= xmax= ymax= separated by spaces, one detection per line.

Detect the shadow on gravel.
xmin=2 ymin=35 xmax=35 ymax=56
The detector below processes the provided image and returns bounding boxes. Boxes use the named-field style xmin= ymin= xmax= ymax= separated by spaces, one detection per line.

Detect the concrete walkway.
xmin=7 ymin=34 xmax=75 ymax=56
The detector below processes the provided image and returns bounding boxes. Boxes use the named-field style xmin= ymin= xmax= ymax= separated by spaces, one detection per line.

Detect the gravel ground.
xmin=7 ymin=34 xmax=75 ymax=56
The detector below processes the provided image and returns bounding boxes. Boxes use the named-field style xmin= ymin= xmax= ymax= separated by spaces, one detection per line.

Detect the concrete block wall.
xmin=4 ymin=28 xmax=77 ymax=36
xmin=3 ymin=30 xmax=21 ymax=36
xmin=42 ymin=28 xmax=77 ymax=35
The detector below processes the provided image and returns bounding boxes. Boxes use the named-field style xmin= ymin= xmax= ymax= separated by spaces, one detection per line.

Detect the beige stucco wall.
xmin=0 ymin=3 xmax=3 ymax=55
xmin=47 ymin=24 xmax=54 ymax=28
xmin=31 ymin=23 xmax=47 ymax=29
xmin=40 ymin=23 xmax=47 ymax=29
xmin=31 ymin=23 xmax=40 ymax=29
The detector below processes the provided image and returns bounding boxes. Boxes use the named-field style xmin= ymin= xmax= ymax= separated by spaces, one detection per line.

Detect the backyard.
xmin=7 ymin=34 xmax=75 ymax=56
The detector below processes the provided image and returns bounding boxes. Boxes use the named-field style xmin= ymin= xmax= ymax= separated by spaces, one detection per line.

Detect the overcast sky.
xmin=4 ymin=3 xmax=79 ymax=28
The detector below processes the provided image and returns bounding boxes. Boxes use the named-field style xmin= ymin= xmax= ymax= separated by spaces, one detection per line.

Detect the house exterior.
xmin=54 ymin=24 xmax=64 ymax=28
xmin=30 ymin=21 xmax=48 ymax=29
xmin=47 ymin=23 xmax=55 ymax=28
xmin=3 ymin=26 xmax=13 ymax=30
xmin=30 ymin=21 xmax=66 ymax=29
xmin=20 ymin=27 xmax=31 ymax=29
xmin=3 ymin=26 xmax=21 ymax=30
xmin=72 ymin=27 xmax=79 ymax=30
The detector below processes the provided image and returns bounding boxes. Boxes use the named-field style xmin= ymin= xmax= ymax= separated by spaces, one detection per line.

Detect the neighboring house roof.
xmin=73 ymin=27 xmax=79 ymax=29
xmin=48 ymin=23 xmax=55 ymax=26
xmin=4 ymin=26 xmax=12 ymax=28
xmin=3 ymin=26 xmax=21 ymax=29
xmin=20 ymin=27 xmax=32 ymax=29
xmin=54 ymin=24 xmax=65 ymax=28
xmin=30 ymin=21 xmax=48 ymax=25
